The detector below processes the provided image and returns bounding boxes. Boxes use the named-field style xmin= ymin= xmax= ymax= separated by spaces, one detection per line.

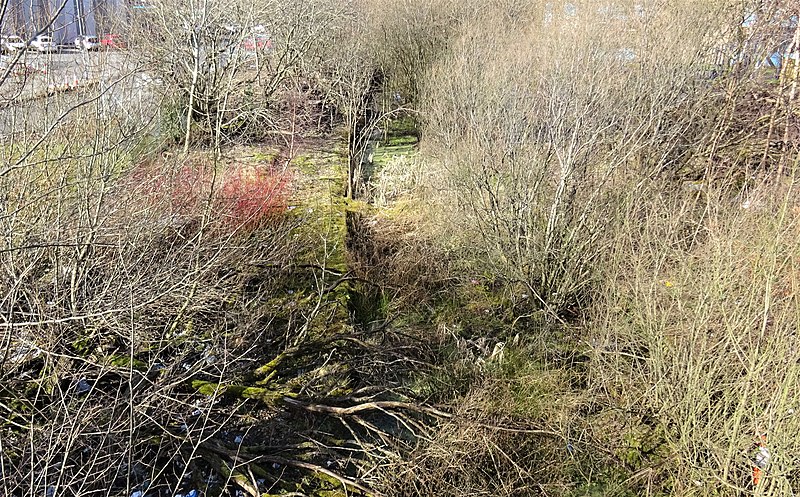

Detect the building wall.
xmin=1 ymin=0 xmax=124 ymax=42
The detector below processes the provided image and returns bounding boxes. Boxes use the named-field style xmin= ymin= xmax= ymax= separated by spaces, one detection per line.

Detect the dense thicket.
xmin=1 ymin=0 xmax=799 ymax=496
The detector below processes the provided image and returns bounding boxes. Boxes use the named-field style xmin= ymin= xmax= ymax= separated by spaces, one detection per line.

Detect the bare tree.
xmin=135 ymin=0 xmax=346 ymax=154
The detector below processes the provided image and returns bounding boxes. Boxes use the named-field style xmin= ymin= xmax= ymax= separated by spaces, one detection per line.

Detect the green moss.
xmin=620 ymin=424 xmax=668 ymax=470
xmin=371 ymin=143 xmax=417 ymax=169
xmin=255 ymin=351 xmax=288 ymax=378
xmin=290 ymin=197 xmax=349 ymax=272
xmin=292 ymin=154 xmax=318 ymax=174
xmin=110 ymin=355 xmax=148 ymax=371
xmin=71 ymin=335 xmax=95 ymax=355
xmin=191 ymin=380 xmax=294 ymax=406
xmin=192 ymin=380 xmax=222 ymax=396
xmin=238 ymin=386 xmax=289 ymax=404
xmin=386 ymin=135 xmax=418 ymax=147
xmin=385 ymin=115 xmax=419 ymax=137
xmin=253 ymin=151 xmax=278 ymax=163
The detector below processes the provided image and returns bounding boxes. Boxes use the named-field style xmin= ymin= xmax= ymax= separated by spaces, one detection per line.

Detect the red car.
xmin=242 ymin=33 xmax=272 ymax=51
xmin=100 ymin=34 xmax=127 ymax=49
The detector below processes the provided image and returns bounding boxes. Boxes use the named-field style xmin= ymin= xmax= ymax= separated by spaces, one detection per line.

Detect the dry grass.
xmin=591 ymin=176 xmax=800 ymax=496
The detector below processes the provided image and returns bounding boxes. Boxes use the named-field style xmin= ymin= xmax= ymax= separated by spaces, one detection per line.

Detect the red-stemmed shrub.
xmin=216 ymin=166 xmax=292 ymax=232
xmin=119 ymin=157 xmax=292 ymax=235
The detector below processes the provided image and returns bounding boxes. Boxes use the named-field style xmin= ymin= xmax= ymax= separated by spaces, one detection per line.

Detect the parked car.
xmin=30 ymin=35 xmax=56 ymax=53
xmin=100 ymin=34 xmax=126 ymax=49
xmin=1 ymin=35 xmax=27 ymax=53
xmin=241 ymin=33 xmax=272 ymax=51
xmin=74 ymin=35 xmax=100 ymax=51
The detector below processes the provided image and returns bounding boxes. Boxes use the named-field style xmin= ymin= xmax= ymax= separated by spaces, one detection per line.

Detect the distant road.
xmin=1 ymin=50 xmax=129 ymax=99
xmin=0 ymin=50 xmax=158 ymax=139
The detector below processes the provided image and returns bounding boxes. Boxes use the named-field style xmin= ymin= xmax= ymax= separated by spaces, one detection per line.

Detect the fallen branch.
xmin=262 ymin=454 xmax=384 ymax=497
xmin=283 ymin=397 xmax=452 ymax=419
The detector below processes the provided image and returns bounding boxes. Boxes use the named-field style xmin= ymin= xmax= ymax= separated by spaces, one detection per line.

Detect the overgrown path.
xmin=176 ymin=134 xmax=452 ymax=497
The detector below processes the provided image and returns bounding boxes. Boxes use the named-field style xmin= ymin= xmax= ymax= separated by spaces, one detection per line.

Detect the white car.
xmin=1 ymin=35 xmax=26 ymax=53
xmin=74 ymin=35 xmax=100 ymax=51
xmin=30 ymin=35 xmax=56 ymax=53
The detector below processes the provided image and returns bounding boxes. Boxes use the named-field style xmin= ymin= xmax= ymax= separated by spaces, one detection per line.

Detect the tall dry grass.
xmin=591 ymin=176 xmax=800 ymax=496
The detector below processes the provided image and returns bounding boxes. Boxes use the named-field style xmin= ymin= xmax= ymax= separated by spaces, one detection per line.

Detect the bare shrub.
xmin=361 ymin=0 xmax=477 ymax=103
xmin=0 ymin=139 xmax=304 ymax=495
xmin=591 ymin=175 xmax=800 ymax=496
xmin=136 ymin=0 xmax=347 ymax=151
xmin=413 ymin=1 xmax=730 ymax=316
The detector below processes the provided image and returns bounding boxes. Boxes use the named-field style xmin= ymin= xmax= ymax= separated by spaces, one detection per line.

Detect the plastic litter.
xmin=755 ymin=445 xmax=770 ymax=470
xmin=752 ymin=433 xmax=771 ymax=485
xmin=75 ymin=379 xmax=91 ymax=394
